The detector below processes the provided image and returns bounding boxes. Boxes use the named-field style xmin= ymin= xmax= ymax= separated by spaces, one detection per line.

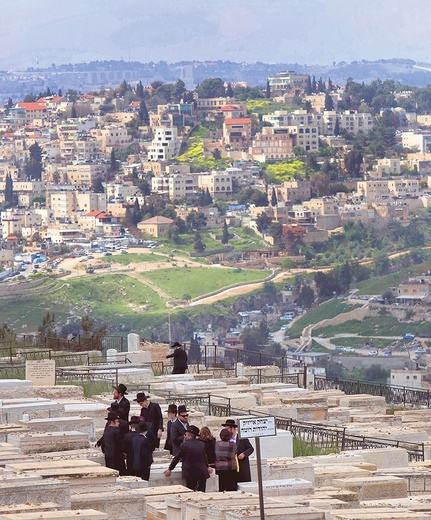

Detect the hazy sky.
xmin=2 ymin=0 xmax=431 ymax=69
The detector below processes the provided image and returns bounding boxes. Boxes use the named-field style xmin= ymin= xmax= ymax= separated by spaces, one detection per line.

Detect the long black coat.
xmin=170 ymin=419 xmax=189 ymax=455
xmin=164 ymin=418 xmax=176 ymax=454
xmin=236 ymin=437 xmax=254 ymax=482
xmin=139 ymin=402 xmax=164 ymax=449
xmin=132 ymin=434 xmax=153 ymax=480
xmin=123 ymin=430 xmax=139 ymax=475
xmin=166 ymin=347 xmax=188 ymax=373
xmin=168 ymin=438 xmax=210 ymax=482
xmin=103 ymin=425 xmax=126 ymax=475
xmin=117 ymin=397 xmax=130 ymax=422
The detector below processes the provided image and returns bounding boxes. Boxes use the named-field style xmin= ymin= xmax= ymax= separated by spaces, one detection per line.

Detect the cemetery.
xmin=1 ymin=334 xmax=431 ymax=518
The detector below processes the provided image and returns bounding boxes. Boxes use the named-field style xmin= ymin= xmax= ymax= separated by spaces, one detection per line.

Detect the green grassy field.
xmin=288 ymin=299 xmax=362 ymax=338
xmin=108 ymin=252 xmax=170 ymax=266
xmin=314 ymin=315 xmax=414 ymax=337
xmin=140 ymin=266 xmax=268 ymax=299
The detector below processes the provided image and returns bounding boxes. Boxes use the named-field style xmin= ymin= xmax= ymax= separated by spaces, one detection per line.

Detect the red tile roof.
xmin=224 ymin=118 xmax=252 ymax=125
xmin=16 ymin=102 xmax=47 ymax=112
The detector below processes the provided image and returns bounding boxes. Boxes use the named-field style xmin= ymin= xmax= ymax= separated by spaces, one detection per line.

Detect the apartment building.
xmin=63 ymin=163 xmax=108 ymax=186
xmin=250 ymin=128 xmax=294 ymax=161
xmin=105 ymin=183 xmax=140 ymax=202
xmin=198 ymin=172 xmax=232 ymax=197
xmin=147 ymin=127 xmax=181 ymax=161
xmin=402 ymin=132 xmax=431 ymax=153
xmin=1 ymin=209 xmax=43 ymax=239
xmin=48 ymin=190 xmax=107 ymax=219
xmin=396 ymin=277 xmax=431 ymax=303
xmin=195 ymin=97 xmax=246 ymax=114
xmin=0 ymin=180 xmax=45 ymax=206
xmin=267 ymin=71 xmax=308 ymax=97
xmin=152 ymin=173 xmax=197 ymax=200
xmin=273 ymin=180 xmax=311 ymax=203
xmin=137 ymin=216 xmax=174 ymax=237
xmin=357 ymin=178 xmax=420 ymax=201
xmin=223 ymin=118 xmax=252 ymax=151
xmin=92 ymin=124 xmax=132 ymax=151
xmin=372 ymin=158 xmax=401 ymax=176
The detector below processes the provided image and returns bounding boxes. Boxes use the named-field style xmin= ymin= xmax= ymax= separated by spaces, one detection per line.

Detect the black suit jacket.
xmin=236 ymin=437 xmax=254 ymax=482
xmin=164 ymin=418 xmax=176 ymax=454
xmin=117 ymin=396 xmax=130 ymax=421
xmin=103 ymin=425 xmax=125 ymax=474
xmin=132 ymin=434 xmax=153 ymax=473
xmin=170 ymin=419 xmax=188 ymax=455
xmin=139 ymin=402 xmax=164 ymax=432
xmin=169 ymin=438 xmax=210 ymax=481
xmin=166 ymin=348 xmax=188 ymax=370
xmin=123 ymin=430 xmax=139 ymax=473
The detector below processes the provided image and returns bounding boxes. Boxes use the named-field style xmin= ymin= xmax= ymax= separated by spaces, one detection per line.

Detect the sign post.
xmin=238 ymin=416 xmax=276 ymax=520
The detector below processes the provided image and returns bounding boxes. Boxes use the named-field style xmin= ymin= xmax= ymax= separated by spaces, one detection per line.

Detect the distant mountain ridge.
xmin=25 ymin=58 xmax=431 ymax=88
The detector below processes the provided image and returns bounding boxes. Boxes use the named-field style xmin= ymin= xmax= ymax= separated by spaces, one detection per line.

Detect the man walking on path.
xmin=164 ymin=404 xmax=178 ymax=455
xmin=166 ymin=342 xmax=188 ymax=374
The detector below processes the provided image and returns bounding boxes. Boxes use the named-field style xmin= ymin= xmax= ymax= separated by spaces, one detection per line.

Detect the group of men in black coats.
xmin=98 ymin=381 xmax=254 ymax=491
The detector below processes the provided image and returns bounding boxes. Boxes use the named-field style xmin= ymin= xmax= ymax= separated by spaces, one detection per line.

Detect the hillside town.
xmin=1 ymin=72 xmax=431 ymax=266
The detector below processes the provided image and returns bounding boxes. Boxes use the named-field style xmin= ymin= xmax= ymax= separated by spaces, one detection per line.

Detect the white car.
xmin=368 ymin=350 xmax=378 ymax=356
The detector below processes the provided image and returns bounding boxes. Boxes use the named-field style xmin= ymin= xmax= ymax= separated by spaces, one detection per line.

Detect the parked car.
xmin=344 ymin=347 xmax=355 ymax=353
xmin=403 ymin=333 xmax=415 ymax=341
xmin=368 ymin=350 xmax=378 ymax=356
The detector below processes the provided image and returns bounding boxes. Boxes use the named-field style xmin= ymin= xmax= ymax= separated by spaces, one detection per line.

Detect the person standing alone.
xmin=166 ymin=342 xmax=188 ymax=374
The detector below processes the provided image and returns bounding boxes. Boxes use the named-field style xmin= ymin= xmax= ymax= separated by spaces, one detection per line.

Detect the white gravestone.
xmin=25 ymin=359 xmax=56 ymax=386
xmin=128 ymin=333 xmax=140 ymax=353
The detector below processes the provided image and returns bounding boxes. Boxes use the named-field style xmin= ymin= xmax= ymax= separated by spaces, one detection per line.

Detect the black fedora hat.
xmin=186 ymin=425 xmax=200 ymax=436
xmin=113 ymin=383 xmax=128 ymax=395
xmin=107 ymin=402 xmax=119 ymax=412
xmin=221 ymin=419 xmax=237 ymax=428
xmin=178 ymin=404 xmax=188 ymax=414
xmin=133 ymin=392 xmax=150 ymax=402
xmin=129 ymin=415 xmax=140 ymax=425
xmin=171 ymin=341 xmax=182 ymax=348
xmin=166 ymin=404 xmax=178 ymax=413
xmin=105 ymin=411 xmax=119 ymax=421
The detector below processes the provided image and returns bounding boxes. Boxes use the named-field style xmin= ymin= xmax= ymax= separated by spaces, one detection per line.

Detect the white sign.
xmin=238 ymin=416 xmax=276 ymax=439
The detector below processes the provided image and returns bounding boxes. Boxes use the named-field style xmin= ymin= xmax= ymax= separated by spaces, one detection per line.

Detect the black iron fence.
xmin=314 ymin=376 xmax=431 ymax=407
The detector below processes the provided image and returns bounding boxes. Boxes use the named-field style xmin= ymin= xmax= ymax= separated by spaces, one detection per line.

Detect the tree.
xmin=324 ymin=93 xmax=334 ymax=111
xmin=136 ymin=80 xmax=145 ymax=99
xmin=225 ymin=83 xmax=234 ymax=97
xmin=333 ymin=117 xmax=340 ymax=136
xmin=266 ymin=80 xmax=271 ymax=99
xmin=256 ymin=212 xmax=272 ymax=233
xmin=271 ymin=187 xmax=277 ymax=206
xmin=268 ymin=221 xmax=283 ymax=244
xmin=4 ymin=173 xmax=14 ymax=207
xmin=172 ymin=79 xmax=186 ymax=103
xmin=305 ymin=75 xmax=312 ymax=95
xmin=38 ymin=312 xmax=57 ymax=345
xmin=238 ymin=188 xmax=268 ymax=207
xmin=188 ymin=333 xmax=201 ymax=363
xmin=222 ymin=220 xmax=229 ymax=244
xmin=110 ymin=148 xmax=118 ymax=172
xmin=25 ymin=142 xmax=43 ymax=180
xmin=138 ymin=99 xmax=149 ymax=124
xmin=282 ymin=225 xmax=306 ymax=254
xmin=344 ymin=150 xmax=363 ymax=178
xmin=70 ymin=105 xmax=77 ymax=118
xmin=186 ymin=210 xmax=207 ymax=231
xmin=195 ymin=78 xmax=225 ymax=98
xmin=193 ymin=232 xmax=206 ymax=252
xmin=212 ymin=148 xmax=221 ymax=160
xmin=296 ymin=285 xmax=315 ymax=309
xmin=132 ymin=198 xmax=142 ymax=225
xmin=80 ymin=314 xmax=107 ymax=349
xmin=91 ymin=178 xmax=104 ymax=193
xmin=314 ymin=271 xmax=341 ymax=299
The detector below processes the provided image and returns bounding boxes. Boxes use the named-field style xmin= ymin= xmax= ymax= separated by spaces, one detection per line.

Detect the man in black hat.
xmin=164 ymin=425 xmax=212 ymax=492
xmin=222 ymin=418 xmax=254 ymax=483
xmin=134 ymin=392 xmax=163 ymax=449
xmin=102 ymin=411 xmax=126 ymax=475
xmin=132 ymin=420 xmax=154 ymax=481
xmin=166 ymin=342 xmax=188 ymax=374
xmin=113 ymin=383 xmax=130 ymax=422
xmin=164 ymin=404 xmax=178 ymax=455
xmin=123 ymin=416 xmax=140 ymax=475
xmin=170 ymin=404 xmax=189 ymax=455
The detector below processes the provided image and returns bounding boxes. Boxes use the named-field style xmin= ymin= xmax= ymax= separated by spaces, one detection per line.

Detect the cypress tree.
xmin=222 ymin=220 xmax=229 ymax=244
xmin=4 ymin=173 xmax=13 ymax=206
xmin=271 ymin=187 xmax=277 ymax=206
